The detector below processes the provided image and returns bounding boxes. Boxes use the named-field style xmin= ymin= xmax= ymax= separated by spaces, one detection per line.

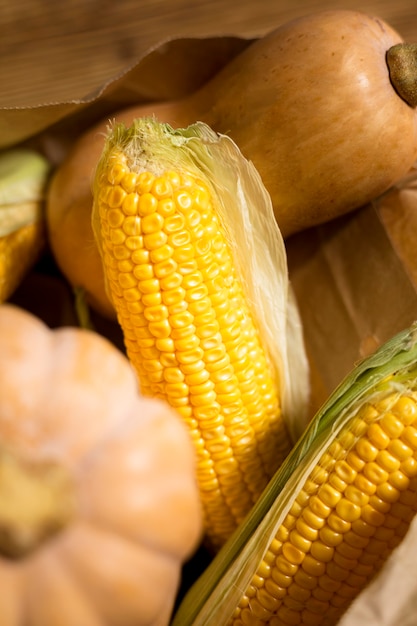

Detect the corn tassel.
xmin=173 ymin=322 xmax=417 ymax=625
xmin=92 ymin=118 xmax=309 ymax=550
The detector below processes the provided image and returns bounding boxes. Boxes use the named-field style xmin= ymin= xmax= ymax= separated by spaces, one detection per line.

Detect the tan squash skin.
xmin=0 ymin=304 xmax=202 ymax=626
xmin=47 ymin=9 xmax=417 ymax=318
xmin=190 ymin=10 xmax=417 ymax=233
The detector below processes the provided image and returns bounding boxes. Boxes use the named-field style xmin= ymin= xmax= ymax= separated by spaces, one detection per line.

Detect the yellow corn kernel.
xmin=0 ymin=222 xmax=45 ymax=303
xmin=94 ymin=149 xmax=292 ymax=551
xmin=227 ymin=391 xmax=417 ymax=626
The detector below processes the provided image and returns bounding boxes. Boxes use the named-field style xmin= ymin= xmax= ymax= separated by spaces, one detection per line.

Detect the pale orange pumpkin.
xmin=0 ymin=303 xmax=202 ymax=626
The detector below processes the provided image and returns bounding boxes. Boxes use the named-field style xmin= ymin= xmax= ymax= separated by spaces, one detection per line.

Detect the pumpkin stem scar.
xmin=0 ymin=449 xmax=75 ymax=558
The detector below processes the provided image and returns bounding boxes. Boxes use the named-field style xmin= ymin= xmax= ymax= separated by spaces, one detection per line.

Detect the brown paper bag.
xmin=287 ymin=192 xmax=417 ymax=417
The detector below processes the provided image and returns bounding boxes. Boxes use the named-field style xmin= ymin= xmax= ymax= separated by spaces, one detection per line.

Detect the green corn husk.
xmin=173 ymin=321 xmax=417 ymax=626
xmin=0 ymin=148 xmax=51 ymax=238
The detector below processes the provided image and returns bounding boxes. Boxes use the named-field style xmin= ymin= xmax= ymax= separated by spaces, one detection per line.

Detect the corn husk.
xmin=173 ymin=321 xmax=417 ymax=625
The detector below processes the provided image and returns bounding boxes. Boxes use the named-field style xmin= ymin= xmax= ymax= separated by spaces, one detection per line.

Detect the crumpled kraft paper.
xmin=5 ymin=36 xmax=250 ymax=156
xmin=287 ymin=193 xmax=417 ymax=418
xmin=375 ymin=168 xmax=417 ymax=292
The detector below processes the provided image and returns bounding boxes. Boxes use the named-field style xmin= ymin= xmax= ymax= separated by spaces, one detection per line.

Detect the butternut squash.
xmin=47 ymin=9 xmax=417 ymax=318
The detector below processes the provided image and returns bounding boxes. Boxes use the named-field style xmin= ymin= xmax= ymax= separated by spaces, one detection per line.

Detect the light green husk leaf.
xmin=0 ymin=148 xmax=51 ymax=237
xmin=172 ymin=321 xmax=417 ymax=625
xmin=92 ymin=117 xmax=310 ymax=440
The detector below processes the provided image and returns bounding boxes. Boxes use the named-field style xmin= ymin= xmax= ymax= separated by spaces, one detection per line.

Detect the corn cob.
xmin=173 ymin=322 xmax=417 ymax=625
xmin=0 ymin=149 xmax=50 ymax=302
xmin=0 ymin=221 xmax=44 ymax=302
xmin=92 ymin=118 xmax=309 ymax=550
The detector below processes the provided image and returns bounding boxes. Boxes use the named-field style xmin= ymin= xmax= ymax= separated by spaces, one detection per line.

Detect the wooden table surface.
xmin=2 ymin=0 xmax=417 ymax=107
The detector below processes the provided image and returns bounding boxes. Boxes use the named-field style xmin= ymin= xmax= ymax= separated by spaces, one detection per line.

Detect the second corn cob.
xmin=0 ymin=149 xmax=51 ymax=302
xmin=92 ymin=118 xmax=309 ymax=550
xmin=173 ymin=322 xmax=417 ymax=625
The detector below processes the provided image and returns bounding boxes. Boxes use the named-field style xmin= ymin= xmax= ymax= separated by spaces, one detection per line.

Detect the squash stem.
xmin=0 ymin=449 xmax=74 ymax=558
xmin=387 ymin=43 xmax=417 ymax=108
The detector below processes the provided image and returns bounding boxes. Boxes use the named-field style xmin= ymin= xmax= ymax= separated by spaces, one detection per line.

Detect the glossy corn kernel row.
xmin=93 ymin=147 xmax=293 ymax=550
xmin=228 ymin=388 xmax=417 ymax=626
